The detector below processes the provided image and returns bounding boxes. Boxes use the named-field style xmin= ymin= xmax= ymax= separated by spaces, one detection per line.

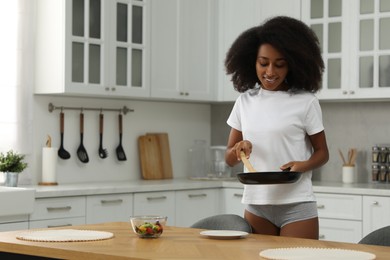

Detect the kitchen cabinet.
xmin=133 ymin=191 xmax=176 ymax=225
xmin=150 ymin=0 xmax=216 ymax=102
xmin=315 ymin=193 xmax=362 ymax=243
xmin=86 ymin=193 xmax=133 ymax=224
xmin=29 ymin=197 xmax=86 ymax=229
xmin=175 ymin=189 xmax=220 ymax=227
xmin=221 ymin=188 xmax=245 ymax=217
xmin=215 ymin=0 xmax=302 ymax=102
xmin=362 ymin=195 xmax=390 ymax=237
xmin=35 ymin=0 xmax=150 ymax=98
xmin=302 ymin=0 xmax=390 ymax=100
xmin=0 ymin=222 xmax=29 ymax=232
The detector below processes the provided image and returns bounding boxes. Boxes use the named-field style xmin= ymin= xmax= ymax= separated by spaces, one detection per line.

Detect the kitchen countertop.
xmin=21 ymin=178 xmax=390 ymax=198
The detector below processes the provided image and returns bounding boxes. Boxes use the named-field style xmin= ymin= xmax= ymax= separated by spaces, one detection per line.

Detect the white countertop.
xmin=21 ymin=178 xmax=390 ymax=198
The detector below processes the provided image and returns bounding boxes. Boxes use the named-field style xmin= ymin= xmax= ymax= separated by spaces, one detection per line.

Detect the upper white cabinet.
xmin=150 ymin=0 xmax=216 ymax=101
xmin=35 ymin=0 xmax=150 ymax=98
xmin=215 ymin=0 xmax=302 ymax=102
xmin=302 ymin=0 xmax=390 ymax=100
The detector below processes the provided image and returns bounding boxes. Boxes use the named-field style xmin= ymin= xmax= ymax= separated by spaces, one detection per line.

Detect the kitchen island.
xmin=0 ymin=222 xmax=389 ymax=259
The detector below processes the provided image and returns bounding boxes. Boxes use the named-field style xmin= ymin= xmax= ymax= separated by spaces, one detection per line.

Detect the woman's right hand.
xmin=233 ymin=140 xmax=253 ymax=161
xmin=225 ymin=128 xmax=252 ymax=167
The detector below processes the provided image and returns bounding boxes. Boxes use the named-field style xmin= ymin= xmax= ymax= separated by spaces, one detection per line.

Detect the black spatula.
xmin=116 ymin=114 xmax=127 ymax=161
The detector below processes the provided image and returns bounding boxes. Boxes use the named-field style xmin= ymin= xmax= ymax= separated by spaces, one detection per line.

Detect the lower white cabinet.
xmin=29 ymin=197 xmax=86 ymax=229
xmin=86 ymin=194 xmax=133 ymax=224
xmin=315 ymin=193 xmax=362 ymax=243
xmin=221 ymin=188 xmax=245 ymax=217
xmin=318 ymin=218 xmax=362 ymax=243
xmin=175 ymin=189 xmax=220 ymax=227
xmin=133 ymin=191 xmax=176 ymax=226
xmin=29 ymin=217 xmax=86 ymax=229
xmin=362 ymin=195 xmax=390 ymax=237
xmin=0 ymin=221 xmax=29 ymax=232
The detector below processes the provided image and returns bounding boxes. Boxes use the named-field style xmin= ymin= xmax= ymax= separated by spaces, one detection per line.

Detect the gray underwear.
xmin=246 ymin=201 xmax=318 ymax=228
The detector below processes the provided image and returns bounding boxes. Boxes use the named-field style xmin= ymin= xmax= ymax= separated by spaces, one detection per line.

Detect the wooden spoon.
xmin=240 ymin=151 xmax=256 ymax=173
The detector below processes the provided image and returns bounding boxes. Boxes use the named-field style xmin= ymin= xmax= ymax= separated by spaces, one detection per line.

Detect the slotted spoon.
xmin=98 ymin=113 xmax=108 ymax=159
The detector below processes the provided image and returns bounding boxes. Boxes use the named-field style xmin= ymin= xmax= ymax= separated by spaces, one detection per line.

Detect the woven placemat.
xmin=16 ymin=229 xmax=114 ymax=242
xmin=260 ymin=247 xmax=376 ymax=260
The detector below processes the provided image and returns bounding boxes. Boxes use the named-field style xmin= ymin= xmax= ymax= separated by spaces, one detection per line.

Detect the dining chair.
xmin=190 ymin=214 xmax=252 ymax=233
xmin=358 ymin=226 xmax=390 ymax=246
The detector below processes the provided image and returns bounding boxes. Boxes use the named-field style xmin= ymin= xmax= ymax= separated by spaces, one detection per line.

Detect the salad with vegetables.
xmin=134 ymin=221 xmax=163 ymax=237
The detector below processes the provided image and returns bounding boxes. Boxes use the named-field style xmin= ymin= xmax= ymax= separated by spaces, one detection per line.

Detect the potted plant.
xmin=0 ymin=150 xmax=28 ymax=187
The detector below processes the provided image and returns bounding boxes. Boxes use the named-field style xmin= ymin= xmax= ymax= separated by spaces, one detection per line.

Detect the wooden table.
xmin=0 ymin=222 xmax=389 ymax=259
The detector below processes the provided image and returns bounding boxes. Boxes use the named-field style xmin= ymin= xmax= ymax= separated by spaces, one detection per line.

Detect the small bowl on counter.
xmin=130 ymin=215 xmax=167 ymax=238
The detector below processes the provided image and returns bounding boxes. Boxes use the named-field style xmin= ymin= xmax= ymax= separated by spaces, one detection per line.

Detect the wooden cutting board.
xmin=138 ymin=133 xmax=173 ymax=180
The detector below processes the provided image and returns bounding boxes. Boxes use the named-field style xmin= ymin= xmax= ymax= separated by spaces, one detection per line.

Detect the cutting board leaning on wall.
xmin=138 ymin=133 xmax=173 ymax=180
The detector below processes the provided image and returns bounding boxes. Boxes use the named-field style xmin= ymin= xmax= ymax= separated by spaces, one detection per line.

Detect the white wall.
xmin=29 ymin=95 xmax=211 ymax=184
xmin=211 ymin=101 xmax=390 ymax=184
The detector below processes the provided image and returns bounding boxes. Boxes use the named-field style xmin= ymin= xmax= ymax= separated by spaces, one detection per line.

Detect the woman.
xmin=225 ymin=16 xmax=329 ymax=239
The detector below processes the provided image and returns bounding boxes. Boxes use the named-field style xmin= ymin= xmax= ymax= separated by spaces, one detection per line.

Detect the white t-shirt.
xmin=227 ymin=87 xmax=324 ymax=205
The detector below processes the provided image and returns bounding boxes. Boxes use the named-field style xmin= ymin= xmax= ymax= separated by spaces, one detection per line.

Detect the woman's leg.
xmin=244 ymin=210 xmax=279 ymax=235
xmin=280 ymin=217 xmax=319 ymax=239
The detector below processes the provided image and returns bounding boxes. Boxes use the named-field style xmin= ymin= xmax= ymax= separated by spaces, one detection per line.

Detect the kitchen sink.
xmin=0 ymin=186 xmax=35 ymax=217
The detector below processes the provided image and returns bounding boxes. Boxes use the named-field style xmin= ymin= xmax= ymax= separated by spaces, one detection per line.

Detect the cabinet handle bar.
xmin=146 ymin=196 xmax=167 ymax=201
xmin=47 ymin=206 xmax=72 ymax=211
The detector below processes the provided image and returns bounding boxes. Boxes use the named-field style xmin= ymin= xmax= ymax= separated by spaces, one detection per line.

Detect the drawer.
xmin=86 ymin=193 xmax=133 ymax=224
xmin=315 ymin=193 xmax=362 ymax=220
xmin=0 ymin=222 xmax=29 ymax=232
xmin=319 ymin=218 xmax=362 ymax=243
xmin=29 ymin=217 xmax=86 ymax=229
xmin=133 ymin=191 xmax=175 ymax=225
xmin=30 ymin=197 xmax=86 ymax=221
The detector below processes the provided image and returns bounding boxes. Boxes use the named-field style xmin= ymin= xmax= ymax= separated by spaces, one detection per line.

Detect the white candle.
xmin=42 ymin=147 xmax=57 ymax=183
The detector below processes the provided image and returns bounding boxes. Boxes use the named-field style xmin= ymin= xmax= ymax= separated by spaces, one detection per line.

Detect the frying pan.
xmin=237 ymin=151 xmax=301 ymax=185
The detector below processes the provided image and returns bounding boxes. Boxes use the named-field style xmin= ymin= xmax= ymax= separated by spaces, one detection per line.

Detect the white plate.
xmin=199 ymin=230 xmax=249 ymax=239
xmin=259 ymin=247 xmax=376 ymax=260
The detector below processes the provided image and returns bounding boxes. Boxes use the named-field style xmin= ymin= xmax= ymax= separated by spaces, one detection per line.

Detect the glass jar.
xmin=372 ymin=146 xmax=379 ymax=163
xmin=187 ymin=140 xmax=208 ymax=179
xmin=371 ymin=164 xmax=379 ymax=182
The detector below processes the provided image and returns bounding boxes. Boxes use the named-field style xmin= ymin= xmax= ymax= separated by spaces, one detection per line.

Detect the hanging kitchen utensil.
xmin=58 ymin=111 xmax=71 ymax=160
xmin=116 ymin=113 xmax=127 ymax=161
xmin=77 ymin=112 xmax=89 ymax=163
xmin=237 ymin=151 xmax=301 ymax=184
xmin=98 ymin=112 xmax=108 ymax=159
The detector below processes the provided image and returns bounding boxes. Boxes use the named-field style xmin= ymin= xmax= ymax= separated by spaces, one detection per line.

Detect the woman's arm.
xmin=225 ymin=128 xmax=253 ymax=167
xmin=280 ymin=130 xmax=329 ymax=172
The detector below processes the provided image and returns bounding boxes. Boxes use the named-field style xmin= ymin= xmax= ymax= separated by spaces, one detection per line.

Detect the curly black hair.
xmin=225 ymin=16 xmax=324 ymax=93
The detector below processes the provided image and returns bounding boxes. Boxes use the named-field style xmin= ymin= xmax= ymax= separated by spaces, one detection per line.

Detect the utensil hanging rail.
xmin=48 ymin=103 xmax=134 ymax=115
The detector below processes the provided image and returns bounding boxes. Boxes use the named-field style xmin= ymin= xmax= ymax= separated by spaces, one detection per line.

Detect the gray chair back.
xmin=190 ymin=214 xmax=252 ymax=233
xmin=358 ymin=226 xmax=390 ymax=246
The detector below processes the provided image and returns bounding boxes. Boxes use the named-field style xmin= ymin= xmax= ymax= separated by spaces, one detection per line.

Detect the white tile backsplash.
xmin=211 ymin=101 xmax=390 ymax=183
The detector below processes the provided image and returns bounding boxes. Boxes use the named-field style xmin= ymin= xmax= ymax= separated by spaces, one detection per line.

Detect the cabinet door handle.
xmin=47 ymin=224 xmax=72 ymax=228
xmin=101 ymin=199 xmax=123 ymax=204
xmin=317 ymin=204 xmax=325 ymax=209
xmin=46 ymin=206 xmax=72 ymax=212
xmin=188 ymin=193 xmax=207 ymax=198
xmin=372 ymin=201 xmax=379 ymax=205
xmin=342 ymin=90 xmax=348 ymax=95
xmin=319 ymin=234 xmax=325 ymax=239
xmin=233 ymin=193 xmax=243 ymax=198
xmin=146 ymin=196 xmax=167 ymax=201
